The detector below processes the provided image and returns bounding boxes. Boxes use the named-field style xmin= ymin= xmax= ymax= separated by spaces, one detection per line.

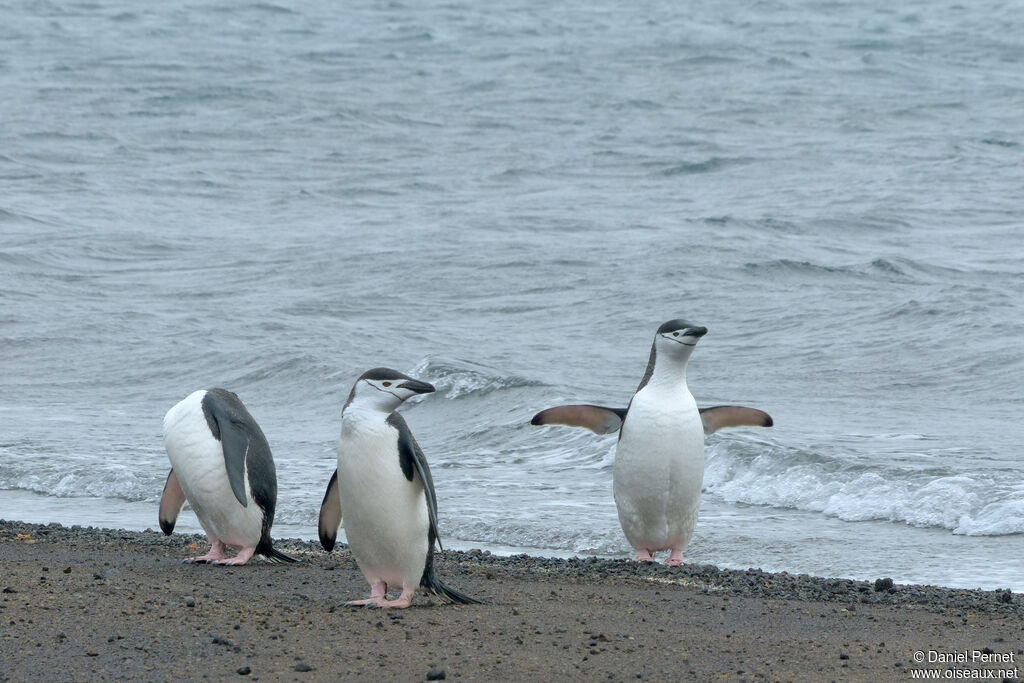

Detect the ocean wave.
xmin=703 ymin=441 xmax=1024 ymax=536
xmin=0 ymin=456 xmax=163 ymax=504
xmin=743 ymin=257 xmax=921 ymax=283
xmin=408 ymin=356 xmax=543 ymax=399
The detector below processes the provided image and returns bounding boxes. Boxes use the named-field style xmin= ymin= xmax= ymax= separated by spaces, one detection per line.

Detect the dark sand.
xmin=2 ymin=521 xmax=1021 ymax=682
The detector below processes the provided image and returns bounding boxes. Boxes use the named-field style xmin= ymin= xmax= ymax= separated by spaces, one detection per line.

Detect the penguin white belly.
xmin=613 ymin=387 xmax=705 ymax=552
xmin=336 ymin=417 xmax=430 ymax=588
xmin=162 ymin=390 xmax=263 ymax=549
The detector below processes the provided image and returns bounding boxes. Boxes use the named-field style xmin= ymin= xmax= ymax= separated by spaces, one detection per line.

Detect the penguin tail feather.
xmin=260 ymin=546 xmax=299 ymax=564
xmin=421 ymin=573 xmax=483 ymax=605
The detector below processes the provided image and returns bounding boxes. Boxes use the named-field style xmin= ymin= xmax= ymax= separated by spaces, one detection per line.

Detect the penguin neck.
xmin=342 ymin=401 xmax=395 ymax=433
xmin=646 ymin=355 xmax=689 ymax=392
xmin=640 ymin=338 xmax=696 ymax=395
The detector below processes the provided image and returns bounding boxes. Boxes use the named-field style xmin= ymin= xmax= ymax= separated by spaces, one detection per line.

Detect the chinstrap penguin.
xmin=531 ymin=319 xmax=773 ymax=566
xmin=318 ymin=368 xmax=480 ymax=609
xmin=160 ymin=388 xmax=296 ymax=565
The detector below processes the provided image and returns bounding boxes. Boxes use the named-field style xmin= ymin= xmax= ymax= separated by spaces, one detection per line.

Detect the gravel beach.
xmin=1 ymin=520 xmax=1021 ymax=682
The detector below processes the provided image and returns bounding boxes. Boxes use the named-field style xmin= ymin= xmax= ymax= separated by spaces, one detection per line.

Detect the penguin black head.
xmin=344 ymin=367 xmax=436 ymax=413
xmin=656 ymin=319 xmax=708 ymax=348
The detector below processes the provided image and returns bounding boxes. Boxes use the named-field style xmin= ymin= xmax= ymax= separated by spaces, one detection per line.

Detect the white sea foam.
xmin=703 ymin=442 xmax=1024 ymax=536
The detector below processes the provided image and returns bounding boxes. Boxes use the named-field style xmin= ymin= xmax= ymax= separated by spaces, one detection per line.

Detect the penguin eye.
xmin=672 ymin=332 xmax=679 ymax=337
xmin=382 ymin=381 xmax=392 ymax=387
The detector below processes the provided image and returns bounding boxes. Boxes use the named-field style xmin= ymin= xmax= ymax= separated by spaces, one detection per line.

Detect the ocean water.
xmin=1 ymin=0 xmax=1022 ymax=590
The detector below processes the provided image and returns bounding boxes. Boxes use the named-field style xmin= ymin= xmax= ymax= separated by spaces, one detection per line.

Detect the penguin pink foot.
xmin=185 ymin=539 xmax=229 ymax=564
xmin=666 ymin=549 xmax=683 ymax=566
xmin=212 ymin=546 xmax=256 ymax=566
xmin=345 ymin=581 xmax=387 ymax=607
xmin=635 ymin=548 xmax=655 ymax=563
xmin=376 ymin=587 xmax=416 ymax=609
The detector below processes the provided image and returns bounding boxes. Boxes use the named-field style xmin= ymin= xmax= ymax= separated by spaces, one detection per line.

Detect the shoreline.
xmin=2 ymin=519 xmax=1022 ymax=681
xmin=5 ymin=488 xmax=1022 ymax=593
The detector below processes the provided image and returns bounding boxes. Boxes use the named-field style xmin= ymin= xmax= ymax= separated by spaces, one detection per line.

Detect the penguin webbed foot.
xmin=634 ymin=548 xmax=655 ymax=563
xmin=344 ymin=581 xmax=388 ymax=608
xmin=342 ymin=598 xmax=381 ymax=607
xmin=210 ymin=547 xmax=255 ymax=566
xmin=665 ymin=549 xmax=684 ymax=567
xmin=184 ymin=540 xmax=229 ymax=564
xmin=375 ymin=588 xmax=416 ymax=609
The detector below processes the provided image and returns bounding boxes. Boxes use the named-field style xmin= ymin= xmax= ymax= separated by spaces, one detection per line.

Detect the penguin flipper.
xmin=700 ymin=406 xmax=774 ymax=435
xmin=388 ymin=413 xmax=443 ymax=551
xmin=202 ymin=390 xmax=252 ymax=508
xmin=318 ymin=469 xmax=342 ymax=552
xmin=158 ymin=469 xmax=187 ymax=535
xmin=530 ymin=405 xmax=628 ymax=435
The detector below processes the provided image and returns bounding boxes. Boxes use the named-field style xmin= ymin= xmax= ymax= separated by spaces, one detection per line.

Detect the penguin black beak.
xmin=683 ymin=327 xmax=708 ymax=338
xmin=398 ymin=379 xmax=436 ymax=395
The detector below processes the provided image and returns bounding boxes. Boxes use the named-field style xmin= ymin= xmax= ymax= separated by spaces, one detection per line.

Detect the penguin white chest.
xmin=335 ymin=411 xmax=430 ymax=587
xmin=613 ymin=385 xmax=705 ymax=551
xmin=162 ymin=390 xmax=263 ymax=548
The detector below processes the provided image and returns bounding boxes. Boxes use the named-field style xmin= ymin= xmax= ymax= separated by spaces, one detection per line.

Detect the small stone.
xmin=426 ymin=667 xmax=446 ymax=681
xmin=294 ymin=662 xmax=314 ymax=672
xmin=185 ymin=599 xmax=195 ymax=607
xmin=839 ymin=653 xmax=849 ymax=660
xmin=873 ymin=578 xmax=894 ymax=592
xmin=63 ymin=567 xmax=72 ymax=574
xmin=237 ymin=666 xmax=251 ymax=675
xmin=93 ymin=573 xmax=105 ymax=580
xmin=2 ymin=587 xmax=16 ymax=594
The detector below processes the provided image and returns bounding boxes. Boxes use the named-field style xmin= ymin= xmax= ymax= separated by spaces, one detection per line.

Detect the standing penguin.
xmin=318 ymin=368 xmax=480 ymax=608
xmin=160 ymin=388 xmax=296 ymax=565
xmin=531 ymin=319 xmax=773 ymax=566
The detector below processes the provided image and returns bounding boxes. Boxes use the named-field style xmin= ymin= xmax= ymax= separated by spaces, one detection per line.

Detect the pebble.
xmin=426 ymin=667 xmax=446 ymax=680
xmin=236 ymin=666 xmax=251 ymax=675
xmin=293 ymin=662 xmax=314 ymax=672
xmin=874 ymin=578 xmax=894 ymax=592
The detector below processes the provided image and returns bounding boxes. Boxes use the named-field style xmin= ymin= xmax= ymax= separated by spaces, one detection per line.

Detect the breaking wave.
xmin=704 ymin=440 xmax=1024 ymax=537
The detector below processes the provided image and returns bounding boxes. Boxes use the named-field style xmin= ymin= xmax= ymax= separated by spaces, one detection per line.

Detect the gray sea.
xmin=2 ymin=0 xmax=1022 ymax=591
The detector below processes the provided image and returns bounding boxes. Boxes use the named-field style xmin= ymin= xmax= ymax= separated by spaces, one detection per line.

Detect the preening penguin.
xmin=160 ymin=388 xmax=296 ymax=565
xmin=532 ymin=320 xmax=773 ymax=566
xmin=318 ymin=368 xmax=480 ymax=609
